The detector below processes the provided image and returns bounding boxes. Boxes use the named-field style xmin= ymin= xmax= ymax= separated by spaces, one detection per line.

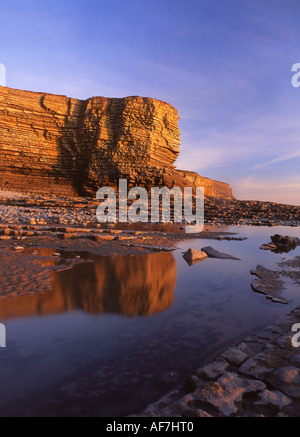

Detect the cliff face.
xmin=0 ymin=86 xmax=233 ymax=198
xmin=178 ymin=170 xmax=234 ymax=199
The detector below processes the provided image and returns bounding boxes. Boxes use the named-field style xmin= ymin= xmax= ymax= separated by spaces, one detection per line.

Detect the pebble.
xmin=13 ymin=246 xmax=24 ymax=251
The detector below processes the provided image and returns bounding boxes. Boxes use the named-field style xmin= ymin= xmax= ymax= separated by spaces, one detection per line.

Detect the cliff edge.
xmin=0 ymin=86 xmax=233 ymax=199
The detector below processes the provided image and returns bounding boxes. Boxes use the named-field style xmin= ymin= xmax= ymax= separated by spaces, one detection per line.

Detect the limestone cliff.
xmin=0 ymin=86 xmax=233 ymax=199
xmin=178 ymin=170 xmax=233 ymax=199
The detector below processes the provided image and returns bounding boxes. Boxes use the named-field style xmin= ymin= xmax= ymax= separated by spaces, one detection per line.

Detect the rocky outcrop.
xmin=182 ymin=248 xmax=208 ymax=265
xmin=135 ymin=305 xmax=300 ymax=417
xmin=177 ymin=170 xmax=234 ymax=199
xmin=0 ymin=86 xmax=233 ymax=198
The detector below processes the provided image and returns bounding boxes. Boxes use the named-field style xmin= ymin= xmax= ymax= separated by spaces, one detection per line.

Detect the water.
xmin=0 ymin=225 xmax=299 ymax=416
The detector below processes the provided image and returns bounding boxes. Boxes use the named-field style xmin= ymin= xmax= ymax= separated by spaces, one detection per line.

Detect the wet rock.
xmin=196 ymin=358 xmax=230 ymax=380
xmin=270 ymin=235 xmax=300 ymax=252
xmin=250 ymin=265 xmax=288 ymax=304
xmin=93 ymin=235 xmax=116 ymax=242
xmin=239 ymin=355 xmax=272 ymax=379
xmin=184 ymin=375 xmax=200 ymax=393
xmin=218 ymin=372 xmax=266 ymax=394
xmin=271 ymin=298 xmax=289 ymax=305
xmin=275 ymin=367 xmax=300 ymax=384
xmin=220 ymin=345 xmax=249 ymax=366
xmin=201 ymin=246 xmax=240 ymax=260
xmin=255 ymin=389 xmax=292 ymax=409
xmin=260 ymin=243 xmax=277 ymax=251
xmin=275 ymin=334 xmax=294 ymax=350
xmin=216 ymin=236 xmax=247 ymax=241
xmin=136 ymin=304 xmax=300 ymax=418
xmin=182 ymin=248 xmax=208 ymax=265
xmin=191 ymin=373 xmax=265 ymax=416
xmin=13 ymin=246 xmax=24 ymax=251
xmin=266 ymin=367 xmax=300 ymax=399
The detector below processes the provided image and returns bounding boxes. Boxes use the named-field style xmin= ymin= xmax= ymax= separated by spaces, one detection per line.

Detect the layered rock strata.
xmin=178 ymin=170 xmax=233 ymax=199
xmin=0 ymin=86 xmax=233 ymax=198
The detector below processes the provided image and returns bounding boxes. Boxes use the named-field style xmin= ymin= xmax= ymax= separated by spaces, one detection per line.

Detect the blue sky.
xmin=1 ymin=0 xmax=300 ymax=205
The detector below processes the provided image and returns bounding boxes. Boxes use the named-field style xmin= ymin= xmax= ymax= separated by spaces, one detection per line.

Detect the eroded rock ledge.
xmin=0 ymin=86 xmax=233 ymax=198
xmin=134 ymin=305 xmax=300 ymax=417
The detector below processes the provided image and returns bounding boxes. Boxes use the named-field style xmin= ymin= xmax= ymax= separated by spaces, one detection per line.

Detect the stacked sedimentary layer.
xmin=0 ymin=86 xmax=233 ymax=198
xmin=178 ymin=170 xmax=233 ymax=199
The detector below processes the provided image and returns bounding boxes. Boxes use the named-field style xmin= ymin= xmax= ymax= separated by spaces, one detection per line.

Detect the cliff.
xmin=178 ymin=170 xmax=233 ymax=199
xmin=0 ymin=86 xmax=234 ymax=199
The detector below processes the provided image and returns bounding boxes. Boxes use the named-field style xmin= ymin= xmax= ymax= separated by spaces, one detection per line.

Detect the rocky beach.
xmin=0 ymin=85 xmax=300 ymax=417
xmin=0 ymin=187 xmax=299 ymax=417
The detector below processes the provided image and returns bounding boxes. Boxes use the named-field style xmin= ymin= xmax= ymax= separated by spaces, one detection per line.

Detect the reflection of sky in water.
xmin=0 ymin=225 xmax=300 ymax=417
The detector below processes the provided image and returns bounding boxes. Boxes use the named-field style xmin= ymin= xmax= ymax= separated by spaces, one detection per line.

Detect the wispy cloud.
xmin=252 ymin=149 xmax=300 ymax=169
xmin=177 ymin=114 xmax=300 ymax=170
xmin=231 ymin=175 xmax=300 ymax=205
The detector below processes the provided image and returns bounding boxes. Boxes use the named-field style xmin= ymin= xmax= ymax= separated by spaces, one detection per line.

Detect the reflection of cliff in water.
xmin=0 ymin=252 xmax=177 ymax=320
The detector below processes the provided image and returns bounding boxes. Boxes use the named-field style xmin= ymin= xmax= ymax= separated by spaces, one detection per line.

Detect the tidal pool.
xmin=0 ymin=225 xmax=299 ymax=416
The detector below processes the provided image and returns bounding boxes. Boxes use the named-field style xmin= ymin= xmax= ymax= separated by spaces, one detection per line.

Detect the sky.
xmin=0 ymin=0 xmax=300 ymax=205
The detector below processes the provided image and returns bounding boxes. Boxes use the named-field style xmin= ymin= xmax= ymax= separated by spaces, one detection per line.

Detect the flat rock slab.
xmin=260 ymin=243 xmax=277 ymax=251
xmin=201 ymin=246 xmax=241 ymax=260
xmin=220 ymin=344 xmax=249 ymax=366
xmin=251 ymin=265 xmax=289 ymax=305
xmin=190 ymin=372 xmax=265 ymax=416
xmin=135 ymin=306 xmax=300 ymax=418
xmin=255 ymin=389 xmax=292 ymax=409
xmin=196 ymin=358 xmax=230 ymax=380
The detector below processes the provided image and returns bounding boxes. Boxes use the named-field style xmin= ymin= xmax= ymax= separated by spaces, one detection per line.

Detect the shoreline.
xmin=133 ymin=303 xmax=300 ymax=417
xmin=0 ymin=190 xmax=300 ymax=416
xmin=0 ymin=189 xmax=299 ymax=228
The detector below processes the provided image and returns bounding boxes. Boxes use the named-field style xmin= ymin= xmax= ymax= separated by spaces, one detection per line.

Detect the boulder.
xmin=271 ymin=235 xmax=300 ymax=249
xmin=201 ymin=246 xmax=240 ymax=260
xmin=182 ymin=248 xmax=208 ymax=265
xmin=260 ymin=243 xmax=277 ymax=251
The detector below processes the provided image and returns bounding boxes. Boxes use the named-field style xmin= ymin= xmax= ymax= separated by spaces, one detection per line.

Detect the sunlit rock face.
xmin=0 ymin=251 xmax=177 ymax=319
xmin=177 ymin=170 xmax=234 ymax=200
xmin=0 ymin=86 xmax=233 ymax=198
